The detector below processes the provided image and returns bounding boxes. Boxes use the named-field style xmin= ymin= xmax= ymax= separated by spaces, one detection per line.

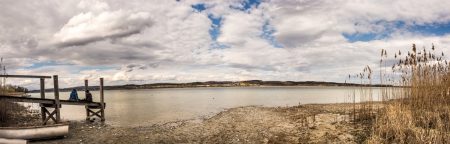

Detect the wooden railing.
xmin=0 ymin=75 xmax=105 ymax=125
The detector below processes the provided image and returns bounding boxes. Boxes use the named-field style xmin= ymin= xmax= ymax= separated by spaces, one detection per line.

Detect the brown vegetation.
xmin=350 ymin=44 xmax=450 ymax=143
xmin=0 ymin=58 xmax=39 ymax=127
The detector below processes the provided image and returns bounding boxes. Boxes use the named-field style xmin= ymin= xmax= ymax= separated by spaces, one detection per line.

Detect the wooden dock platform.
xmin=0 ymin=95 xmax=102 ymax=107
xmin=0 ymin=75 xmax=106 ymax=125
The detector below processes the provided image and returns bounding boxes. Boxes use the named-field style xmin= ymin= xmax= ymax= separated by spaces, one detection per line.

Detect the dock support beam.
xmin=85 ymin=78 xmax=105 ymax=122
xmin=40 ymin=103 xmax=60 ymax=125
xmin=100 ymin=78 xmax=105 ymax=121
xmin=40 ymin=75 xmax=61 ymax=125
xmin=53 ymin=75 xmax=61 ymax=123
xmin=84 ymin=79 xmax=89 ymax=120
xmin=39 ymin=78 xmax=46 ymax=124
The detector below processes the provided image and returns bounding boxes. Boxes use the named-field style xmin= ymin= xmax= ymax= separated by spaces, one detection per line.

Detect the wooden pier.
xmin=0 ymin=75 xmax=106 ymax=125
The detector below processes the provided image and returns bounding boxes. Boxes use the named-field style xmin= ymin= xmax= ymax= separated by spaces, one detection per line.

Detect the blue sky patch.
xmin=25 ymin=60 xmax=71 ymax=69
xmin=192 ymin=1 xmax=276 ymax=48
xmin=78 ymin=66 xmax=115 ymax=72
xmin=344 ymin=21 xmax=450 ymax=42
xmin=25 ymin=60 xmax=114 ymax=73
xmin=261 ymin=21 xmax=283 ymax=48
xmin=407 ymin=22 xmax=450 ymax=36
xmin=191 ymin=3 xmax=206 ymax=12
xmin=210 ymin=42 xmax=230 ymax=49
xmin=242 ymin=0 xmax=261 ymax=10
xmin=208 ymin=14 xmax=222 ymax=41
xmin=208 ymin=14 xmax=230 ymax=49
xmin=343 ymin=33 xmax=390 ymax=43
xmin=230 ymin=0 xmax=261 ymax=11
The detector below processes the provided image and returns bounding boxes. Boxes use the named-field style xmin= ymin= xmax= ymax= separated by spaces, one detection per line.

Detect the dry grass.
xmin=0 ymin=58 xmax=40 ymax=127
xmin=351 ymin=44 xmax=450 ymax=143
xmin=0 ymin=87 xmax=40 ymax=127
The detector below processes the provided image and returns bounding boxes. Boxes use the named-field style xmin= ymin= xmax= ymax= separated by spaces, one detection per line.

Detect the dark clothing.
xmin=86 ymin=92 xmax=93 ymax=102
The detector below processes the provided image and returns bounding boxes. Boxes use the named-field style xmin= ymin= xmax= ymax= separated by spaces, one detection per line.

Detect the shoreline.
xmin=28 ymin=79 xmax=394 ymax=93
xmin=31 ymin=103 xmax=375 ymax=143
xmin=29 ymin=85 xmax=395 ymax=93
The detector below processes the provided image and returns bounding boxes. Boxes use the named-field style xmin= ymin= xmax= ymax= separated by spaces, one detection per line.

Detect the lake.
xmin=29 ymin=86 xmax=382 ymax=126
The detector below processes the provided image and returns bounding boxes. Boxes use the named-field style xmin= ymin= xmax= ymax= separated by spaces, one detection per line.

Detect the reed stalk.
xmin=351 ymin=44 xmax=450 ymax=143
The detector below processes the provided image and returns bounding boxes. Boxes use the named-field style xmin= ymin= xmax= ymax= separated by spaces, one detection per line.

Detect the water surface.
xmin=29 ymin=86 xmax=381 ymax=126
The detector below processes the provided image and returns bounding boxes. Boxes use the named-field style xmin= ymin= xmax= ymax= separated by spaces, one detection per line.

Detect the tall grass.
xmin=0 ymin=58 xmax=39 ymax=126
xmin=0 ymin=57 xmax=7 ymax=124
xmin=352 ymin=44 xmax=450 ymax=143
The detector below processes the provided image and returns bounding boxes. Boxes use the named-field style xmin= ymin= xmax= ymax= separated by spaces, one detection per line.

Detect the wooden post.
xmin=84 ymin=79 xmax=88 ymax=92
xmin=100 ymin=78 xmax=105 ymax=121
xmin=84 ymin=79 xmax=89 ymax=120
xmin=53 ymin=75 xmax=61 ymax=123
xmin=40 ymin=78 xmax=46 ymax=123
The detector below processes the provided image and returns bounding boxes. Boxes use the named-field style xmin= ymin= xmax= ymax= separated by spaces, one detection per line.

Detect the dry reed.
xmin=351 ymin=44 xmax=450 ymax=143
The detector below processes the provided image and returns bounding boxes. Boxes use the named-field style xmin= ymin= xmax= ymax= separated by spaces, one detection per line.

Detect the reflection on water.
xmin=29 ymin=86 xmax=382 ymax=126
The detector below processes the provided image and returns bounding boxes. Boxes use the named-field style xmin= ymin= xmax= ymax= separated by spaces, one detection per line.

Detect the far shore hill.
xmin=30 ymin=80 xmax=392 ymax=93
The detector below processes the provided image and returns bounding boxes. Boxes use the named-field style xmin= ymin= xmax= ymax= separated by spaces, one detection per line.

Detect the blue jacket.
xmin=69 ymin=89 xmax=79 ymax=101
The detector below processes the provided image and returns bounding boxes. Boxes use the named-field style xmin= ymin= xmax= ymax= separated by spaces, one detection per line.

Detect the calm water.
xmin=28 ymin=86 xmax=382 ymax=126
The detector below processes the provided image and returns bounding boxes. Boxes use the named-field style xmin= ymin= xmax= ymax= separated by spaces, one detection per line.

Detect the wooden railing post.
xmin=53 ymin=75 xmax=61 ymax=123
xmin=40 ymin=78 xmax=46 ymax=123
xmin=100 ymin=78 xmax=105 ymax=121
xmin=84 ymin=79 xmax=88 ymax=92
xmin=84 ymin=79 xmax=89 ymax=120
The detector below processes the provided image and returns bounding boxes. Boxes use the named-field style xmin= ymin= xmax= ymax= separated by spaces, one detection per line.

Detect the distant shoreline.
xmin=30 ymin=80 xmax=393 ymax=93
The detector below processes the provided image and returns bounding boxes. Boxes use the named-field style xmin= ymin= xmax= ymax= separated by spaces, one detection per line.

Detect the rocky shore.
xmin=31 ymin=103 xmax=372 ymax=144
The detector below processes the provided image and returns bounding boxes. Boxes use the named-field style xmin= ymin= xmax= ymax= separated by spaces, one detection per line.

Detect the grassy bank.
xmin=0 ymin=100 xmax=41 ymax=127
xmin=0 ymin=87 xmax=40 ymax=127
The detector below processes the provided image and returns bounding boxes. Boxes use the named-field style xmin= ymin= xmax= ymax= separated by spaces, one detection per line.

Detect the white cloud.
xmin=77 ymin=0 xmax=110 ymax=12
xmin=217 ymin=9 xmax=265 ymax=46
xmin=2 ymin=0 xmax=450 ymax=89
xmin=53 ymin=10 xmax=152 ymax=47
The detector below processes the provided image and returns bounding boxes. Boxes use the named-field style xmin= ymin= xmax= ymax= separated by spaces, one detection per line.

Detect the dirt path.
xmin=32 ymin=104 xmax=369 ymax=144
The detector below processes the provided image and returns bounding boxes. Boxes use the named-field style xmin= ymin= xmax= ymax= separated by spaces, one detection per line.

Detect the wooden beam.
xmin=87 ymin=109 xmax=102 ymax=118
xmin=0 ymin=75 xmax=51 ymax=79
xmin=40 ymin=78 xmax=45 ymax=99
xmin=0 ymin=95 xmax=102 ymax=107
xmin=41 ymin=108 xmax=48 ymax=125
xmin=84 ymin=79 xmax=88 ymax=92
xmin=43 ymin=110 xmax=57 ymax=124
xmin=40 ymin=78 xmax=46 ymax=123
xmin=59 ymin=100 xmax=102 ymax=107
xmin=84 ymin=79 xmax=89 ymax=120
xmin=53 ymin=75 xmax=61 ymax=123
xmin=100 ymin=78 xmax=105 ymax=121
xmin=0 ymin=95 xmax=54 ymax=104
xmin=85 ymin=106 xmax=90 ymax=121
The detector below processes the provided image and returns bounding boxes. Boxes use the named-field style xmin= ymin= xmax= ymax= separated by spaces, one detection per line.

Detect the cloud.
xmin=53 ymin=10 xmax=152 ymax=47
xmin=267 ymin=0 xmax=450 ymax=46
xmin=217 ymin=8 xmax=265 ymax=46
xmin=2 ymin=0 xmax=450 ymax=89
xmin=77 ymin=0 xmax=110 ymax=12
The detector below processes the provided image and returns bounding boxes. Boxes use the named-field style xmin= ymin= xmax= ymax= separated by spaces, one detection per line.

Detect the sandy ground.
xmin=31 ymin=104 xmax=371 ymax=144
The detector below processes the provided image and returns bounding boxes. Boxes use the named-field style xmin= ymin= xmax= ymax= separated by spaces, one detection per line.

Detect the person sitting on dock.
xmin=69 ymin=89 xmax=79 ymax=101
xmin=84 ymin=90 xmax=93 ymax=102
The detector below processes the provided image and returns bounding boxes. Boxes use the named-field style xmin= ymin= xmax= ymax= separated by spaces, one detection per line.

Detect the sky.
xmin=2 ymin=0 xmax=450 ymax=89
